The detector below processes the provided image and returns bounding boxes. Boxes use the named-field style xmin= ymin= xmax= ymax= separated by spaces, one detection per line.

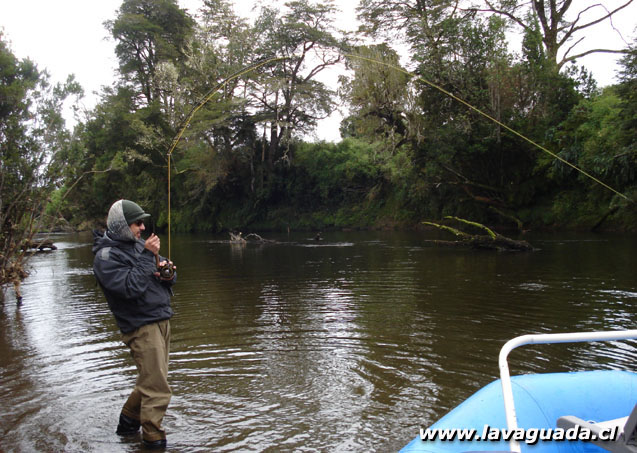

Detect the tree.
xmin=0 ymin=34 xmax=81 ymax=301
xmin=356 ymin=0 xmax=628 ymax=226
xmin=164 ymin=0 xmax=262 ymax=225
xmin=251 ymin=0 xmax=346 ymax=166
xmin=612 ymin=39 xmax=637 ymax=199
xmin=338 ymin=44 xmax=424 ymax=209
xmin=187 ymin=0 xmax=258 ymax=157
xmin=359 ymin=1 xmax=528 ymax=218
xmin=475 ymin=0 xmax=634 ymax=72
xmin=340 ymin=45 xmax=415 ymax=150
xmin=70 ymin=0 xmax=198 ymax=228
xmin=106 ymin=0 xmax=195 ymax=108
xmin=616 ymin=40 xmax=637 ymax=159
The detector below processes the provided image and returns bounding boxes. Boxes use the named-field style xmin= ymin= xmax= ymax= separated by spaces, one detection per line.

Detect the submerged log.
xmin=229 ymin=232 xmax=275 ymax=243
xmin=244 ymin=233 xmax=276 ymax=243
xmin=21 ymin=240 xmax=57 ymax=251
xmin=423 ymin=216 xmax=534 ymax=252
xmin=229 ymin=232 xmax=246 ymax=243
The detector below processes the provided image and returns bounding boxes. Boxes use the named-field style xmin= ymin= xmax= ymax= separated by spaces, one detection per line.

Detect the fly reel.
xmin=155 ymin=255 xmax=175 ymax=279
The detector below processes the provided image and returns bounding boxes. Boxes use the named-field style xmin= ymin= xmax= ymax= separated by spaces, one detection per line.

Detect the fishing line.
xmin=165 ymin=53 xmax=632 ymax=257
xmin=344 ymin=53 xmax=633 ymax=204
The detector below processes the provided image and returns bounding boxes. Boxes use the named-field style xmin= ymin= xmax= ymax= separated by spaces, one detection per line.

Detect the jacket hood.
xmin=92 ymin=229 xmax=135 ymax=255
xmin=93 ymin=230 xmax=115 ymax=254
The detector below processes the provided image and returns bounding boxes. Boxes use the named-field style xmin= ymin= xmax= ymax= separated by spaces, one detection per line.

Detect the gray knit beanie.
xmin=107 ymin=200 xmax=150 ymax=241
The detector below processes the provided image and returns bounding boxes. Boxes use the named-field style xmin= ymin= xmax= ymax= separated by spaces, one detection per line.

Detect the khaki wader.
xmin=120 ymin=319 xmax=171 ymax=442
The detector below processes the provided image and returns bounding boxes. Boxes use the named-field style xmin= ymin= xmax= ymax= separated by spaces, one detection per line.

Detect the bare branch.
xmin=570 ymin=1 xmax=634 ymax=35
xmin=570 ymin=3 xmax=601 ymax=27
xmin=561 ymin=36 xmax=585 ymax=61
xmin=561 ymin=47 xmax=630 ymax=67
xmin=558 ymin=0 xmax=574 ymax=17
xmin=480 ymin=0 xmax=532 ymax=32
xmin=559 ymin=4 xmax=600 ymax=46
xmin=476 ymin=0 xmax=634 ymax=69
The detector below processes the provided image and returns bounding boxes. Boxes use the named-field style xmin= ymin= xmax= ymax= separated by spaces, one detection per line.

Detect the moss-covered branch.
xmin=423 ymin=217 xmax=534 ymax=251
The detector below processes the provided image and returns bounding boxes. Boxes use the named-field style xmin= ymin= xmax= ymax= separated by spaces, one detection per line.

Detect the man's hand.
xmin=145 ymin=233 xmax=160 ymax=255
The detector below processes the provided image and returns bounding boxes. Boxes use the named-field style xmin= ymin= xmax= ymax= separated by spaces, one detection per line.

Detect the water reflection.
xmin=1 ymin=231 xmax=636 ymax=452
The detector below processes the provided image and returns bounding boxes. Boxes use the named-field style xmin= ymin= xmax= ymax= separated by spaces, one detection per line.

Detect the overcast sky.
xmin=1 ymin=0 xmax=635 ymax=142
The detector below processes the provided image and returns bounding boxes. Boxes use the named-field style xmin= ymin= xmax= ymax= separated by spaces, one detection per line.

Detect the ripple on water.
xmin=2 ymin=231 xmax=636 ymax=452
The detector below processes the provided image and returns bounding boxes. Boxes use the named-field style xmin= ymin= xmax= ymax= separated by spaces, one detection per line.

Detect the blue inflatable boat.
xmin=401 ymin=330 xmax=637 ymax=453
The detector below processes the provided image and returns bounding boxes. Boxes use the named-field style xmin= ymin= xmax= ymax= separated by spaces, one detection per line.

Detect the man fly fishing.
xmin=92 ymin=199 xmax=176 ymax=450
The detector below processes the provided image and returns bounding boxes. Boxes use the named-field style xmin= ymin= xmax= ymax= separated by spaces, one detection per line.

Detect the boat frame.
xmin=499 ymin=329 xmax=637 ymax=452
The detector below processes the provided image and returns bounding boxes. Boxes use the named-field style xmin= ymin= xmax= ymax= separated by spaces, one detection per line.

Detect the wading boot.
xmin=142 ymin=438 xmax=167 ymax=449
xmin=116 ymin=413 xmax=140 ymax=435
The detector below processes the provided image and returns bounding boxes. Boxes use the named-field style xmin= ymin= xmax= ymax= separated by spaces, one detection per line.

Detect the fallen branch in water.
xmin=229 ymin=232 xmax=275 ymax=243
xmin=423 ymin=216 xmax=534 ymax=252
xmin=21 ymin=240 xmax=58 ymax=251
xmin=244 ymin=233 xmax=275 ymax=242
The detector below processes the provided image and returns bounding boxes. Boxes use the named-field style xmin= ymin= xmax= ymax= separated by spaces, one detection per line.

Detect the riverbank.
xmin=71 ymin=202 xmax=636 ymax=236
xmin=211 ymin=199 xmax=637 ymax=234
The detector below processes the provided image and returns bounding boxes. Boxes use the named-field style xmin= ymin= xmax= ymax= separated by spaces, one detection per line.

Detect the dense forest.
xmin=1 ymin=0 xmax=637 ymax=290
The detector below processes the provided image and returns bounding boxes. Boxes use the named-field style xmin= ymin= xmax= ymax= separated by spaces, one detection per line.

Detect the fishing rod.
xmin=164 ymin=53 xmax=633 ymax=257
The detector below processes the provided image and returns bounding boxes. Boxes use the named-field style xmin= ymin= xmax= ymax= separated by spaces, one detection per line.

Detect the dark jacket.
xmin=92 ymin=230 xmax=175 ymax=333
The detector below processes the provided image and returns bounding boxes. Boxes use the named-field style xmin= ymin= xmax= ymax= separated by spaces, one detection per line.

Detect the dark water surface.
xmin=1 ymin=231 xmax=636 ymax=452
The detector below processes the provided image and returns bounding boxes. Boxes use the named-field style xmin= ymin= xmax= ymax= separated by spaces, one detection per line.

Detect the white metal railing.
xmin=498 ymin=329 xmax=637 ymax=452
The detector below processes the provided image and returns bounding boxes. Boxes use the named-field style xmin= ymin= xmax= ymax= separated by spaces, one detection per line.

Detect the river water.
xmin=1 ymin=230 xmax=636 ymax=452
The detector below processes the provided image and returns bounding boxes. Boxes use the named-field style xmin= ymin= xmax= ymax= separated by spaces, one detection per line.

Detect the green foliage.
xmin=0 ymin=34 xmax=81 ymax=289
xmin=340 ymin=44 xmax=420 ymax=155
xmin=107 ymin=0 xmax=195 ymax=106
xmin=295 ymin=139 xmax=381 ymax=203
xmin=616 ymin=41 xmax=637 ymax=185
xmin=16 ymin=0 xmax=634 ymax=237
xmin=548 ymin=86 xmax=635 ymax=196
xmin=249 ymin=0 xmax=344 ymax=164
